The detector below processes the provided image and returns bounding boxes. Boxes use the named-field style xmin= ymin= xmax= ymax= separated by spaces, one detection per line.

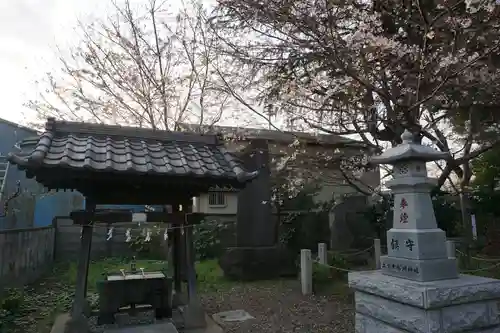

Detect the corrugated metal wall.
xmin=0 ymin=120 xmax=84 ymax=229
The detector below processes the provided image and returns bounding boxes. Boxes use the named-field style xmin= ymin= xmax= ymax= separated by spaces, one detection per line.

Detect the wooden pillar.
xmin=185 ymin=222 xmax=198 ymax=301
xmin=172 ymin=204 xmax=183 ymax=296
xmin=180 ymin=204 xmax=206 ymax=330
xmin=71 ymin=199 xmax=95 ymax=318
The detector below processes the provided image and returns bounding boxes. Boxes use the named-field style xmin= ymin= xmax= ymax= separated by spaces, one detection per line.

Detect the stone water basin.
xmin=107 ymin=272 xmax=166 ymax=281
xmin=97 ymin=271 xmax=172 ymax=325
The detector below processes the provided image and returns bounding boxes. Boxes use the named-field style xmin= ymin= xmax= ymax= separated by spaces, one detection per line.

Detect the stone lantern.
xmin=348 ymin=130 xmax=500 ymax=333
xmin=371 ymin=129 xmax=457 ymax=281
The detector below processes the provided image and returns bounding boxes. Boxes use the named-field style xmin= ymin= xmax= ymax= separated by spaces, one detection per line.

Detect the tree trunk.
xmin=458 ymin=160 xmax=473 ymax=270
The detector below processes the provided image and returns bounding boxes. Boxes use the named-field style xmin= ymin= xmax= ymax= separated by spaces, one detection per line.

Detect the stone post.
xmin=348 ymin=130 xmax=500 ymax=333
xmin=374 ymin=238 xmax=381 ymax=269
xmin=446 ymin=240 xmax=456 ymax=259
xmin=192 ymin=197 xmax=199 ymax=213
xmin=300 ymin=249 xmax=312 ymax=295
xmin=318 ymin=243 xmax=327 ymax=265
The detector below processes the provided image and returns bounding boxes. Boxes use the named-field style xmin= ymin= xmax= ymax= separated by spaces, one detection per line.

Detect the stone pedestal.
xmin=349 ymin=271 xmax=500 ymax=333
xmin=219 ymin=246 xmax=296 ymax=281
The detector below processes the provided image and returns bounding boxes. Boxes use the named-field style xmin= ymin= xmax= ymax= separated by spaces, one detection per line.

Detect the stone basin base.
xmin=97 ymin=271 xmax=172 ymax=325
xmin=349 ymin=271 xmax=500 ymax=333
xmin=50 ymin=313 xmax=222 ymax=333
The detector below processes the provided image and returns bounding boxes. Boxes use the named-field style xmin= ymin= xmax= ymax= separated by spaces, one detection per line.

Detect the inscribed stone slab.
xmin=386 ymin=228 xmax=448 ymax=259
xmin=381 ymin=256 xmax=458 ymax=282
xmin=392 ymin=192 xmax=438 ymax=229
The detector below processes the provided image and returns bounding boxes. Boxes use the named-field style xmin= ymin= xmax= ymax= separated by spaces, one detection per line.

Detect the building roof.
xmin=178 ymin=123 xmax=369 ymax=148
xmin=0 ymin=117 xmax=38 ymax=134
xmin=8 ymin=118 xmax=258 ymax=195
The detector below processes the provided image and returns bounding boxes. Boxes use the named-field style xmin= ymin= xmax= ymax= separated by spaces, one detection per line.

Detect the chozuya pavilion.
xmin=8 ymin=118 xmax=258 ymax=333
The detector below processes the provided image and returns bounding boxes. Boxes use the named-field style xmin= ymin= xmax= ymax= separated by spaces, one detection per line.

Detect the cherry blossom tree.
xmin=211 ymin=0 xmax=500 ymax=191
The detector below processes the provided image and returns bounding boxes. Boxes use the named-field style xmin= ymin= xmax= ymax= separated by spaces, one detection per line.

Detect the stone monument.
xmin=349 ymin=130 xmax=500 ymax=332
xmin=219 ymin=139 xmax=295 ymax=280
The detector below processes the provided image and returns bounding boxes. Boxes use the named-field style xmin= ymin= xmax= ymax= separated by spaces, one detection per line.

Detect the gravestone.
xmin=348 ymin=130 xmax=500 ymax=333
xmin=219 ymin=139 xmax=295 ymax=280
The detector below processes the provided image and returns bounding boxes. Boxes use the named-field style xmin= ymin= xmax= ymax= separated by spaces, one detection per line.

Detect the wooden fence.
xmin=0 ymin=226 xmax=55 ymax=288
xmin=53 ymin=217 xmax=158 ymax=261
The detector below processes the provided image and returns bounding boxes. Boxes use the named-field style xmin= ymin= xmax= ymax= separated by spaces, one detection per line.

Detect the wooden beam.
xmin=69 ymin=211 xmax=204 ymax=225
xmin=25 ymin=167 xmax=248 ymax=197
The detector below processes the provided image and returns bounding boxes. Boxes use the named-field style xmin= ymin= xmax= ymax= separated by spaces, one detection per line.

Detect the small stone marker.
xmin=348 ymin=130 xmax=500 ymax=333
xmin=318 ymin=243 xmax=327 ymax=265
xmin=212 ymin=310 xmax=254 ymax=325
xmin=374 ymin=238 xmax=381 ymax=269
xmin=300 ymin=249 xmax=312 ymax=295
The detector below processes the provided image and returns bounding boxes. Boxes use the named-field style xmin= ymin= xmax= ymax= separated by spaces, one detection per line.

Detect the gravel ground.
xmin=201 ymin=280 xmax=355 ymax=333
xmin=86 ymin=280 xmax=354 ymax=333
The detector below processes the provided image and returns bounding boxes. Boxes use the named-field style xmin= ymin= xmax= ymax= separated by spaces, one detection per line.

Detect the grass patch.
xmin=1 ymin=258 xmax=267 ymax=333
xmin=196 ymin=259 xmax=239 ymax=292
xmin=63 ymin=257 xmax=168 ymax=293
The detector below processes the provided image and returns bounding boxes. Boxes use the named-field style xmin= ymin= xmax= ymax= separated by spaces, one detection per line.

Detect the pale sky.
xmin=0 ymin=0 xmax=276 ymax=129
xmin=0 ymin=0 xmax=113 ymax=124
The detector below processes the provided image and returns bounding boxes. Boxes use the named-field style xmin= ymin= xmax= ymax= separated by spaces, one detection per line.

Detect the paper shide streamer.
xmin=106 ymin=227 xmax=114 ymax=241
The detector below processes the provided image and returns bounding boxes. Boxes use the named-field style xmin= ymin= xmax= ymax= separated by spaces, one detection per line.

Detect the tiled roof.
xmin=8 ymin=118 xmax=258 ymax=183
xmin=178 ymin=123 xmax=368 ymax=148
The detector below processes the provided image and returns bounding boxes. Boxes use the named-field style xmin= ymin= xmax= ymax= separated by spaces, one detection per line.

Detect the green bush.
xmin=327 ymin=251 xmax=350 ymax=279
xmin=312 ymin=262 xmax=332 ymax=286
xmin=0 ymin=288 xmax=24 ymax=330
xmin=1 ymin=288 xmax=23 ymax=313
xmin=193 ymin=219 xmax=231 ymax=260
xmin=128 ymin=231 xmax=165 ymax=260
xmin=279 ymin=212 xmax=330 ymax=253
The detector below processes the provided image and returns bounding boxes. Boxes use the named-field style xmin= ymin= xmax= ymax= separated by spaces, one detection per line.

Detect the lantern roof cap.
xmin=370 ymin=129 xmax=450 ymax=165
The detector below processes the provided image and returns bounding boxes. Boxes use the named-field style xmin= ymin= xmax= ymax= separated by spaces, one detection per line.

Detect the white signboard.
xmin=132 ymin=212 xmax=147 ymax=223
xmin=471 ymin=214 xmax=477 ymax=241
